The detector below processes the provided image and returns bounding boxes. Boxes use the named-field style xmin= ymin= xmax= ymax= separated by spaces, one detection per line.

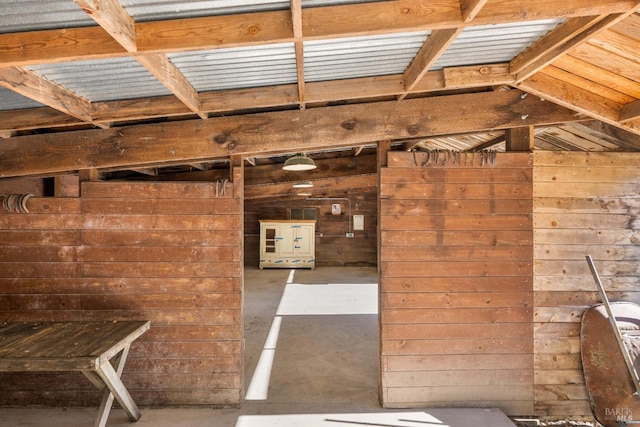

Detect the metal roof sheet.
xmin=27 ymin=58 xmax=173 ymax=102
xmin=169 ymin=43 xmax=297 ymax=92
xmin=120 ymin=0 xmax=380 ymax=22
xmin=0 ymin=88 xmax=45 ymax=111
xmin=0 ymin=0 xmax=95 ymax=34
xmin=120 ymin=0 xmax=288 ymax=21
xmin=304 ymin=31 xmax=430 ymax=82
xmin=432 ymin=19 xmax=563 ymax=70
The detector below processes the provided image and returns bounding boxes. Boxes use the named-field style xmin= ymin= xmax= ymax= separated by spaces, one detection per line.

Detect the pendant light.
xmin=292 ymin=180 xmax=313 ymax=188
xmin=283 ymin=153 xmax=317 ymax=171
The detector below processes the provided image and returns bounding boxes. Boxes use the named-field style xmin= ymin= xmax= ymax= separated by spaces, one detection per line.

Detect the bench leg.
xmin=92 ymin=344 xmax=141 ymax=427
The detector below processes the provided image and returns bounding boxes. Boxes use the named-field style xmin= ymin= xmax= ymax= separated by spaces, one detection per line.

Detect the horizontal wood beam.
xmin=0 ymin=90 xmax=583 ymax=178
xmin=0 ymin=0 xmax=634 ymax=67
xmin=245 ymin=174 xmax=377 ymax=200
xmin=0 ymin=64 xmax=510 ymax=133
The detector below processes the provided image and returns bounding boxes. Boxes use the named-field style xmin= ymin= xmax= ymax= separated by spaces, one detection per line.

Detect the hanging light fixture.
xmin=292 ymin=180 xmax=313 ymax=188
xmin=283 ymin=153 xmax=317 ymax=171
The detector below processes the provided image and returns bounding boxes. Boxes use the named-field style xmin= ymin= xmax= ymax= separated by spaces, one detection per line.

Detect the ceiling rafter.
xmin=620 ymin=99 xmax=640 ymax=123
xmin=517 ymin=69 xmax=640 ymax=136
xmin=0 ymin=66 xmax=93 ymax=123
xmin=511 ymin=13 xmax=630 ymax=82
xmin=290 ymin=0 xmax=306 ymax=109
xmin=510 ymin=4 xmax=640 ymax=136
xmin=0 ymin=0 xmax=637 ymax=160
xmin=135 ymin=54 xmax=205 ymax=119
xmin=396 ymin=0 xmax=489 ymax=98
xmin=460 ymin=0 xmax=489 ymax=23
xmin=400 ymin=28 xmax=464 ymax=99
xmin=73 ymin=0 xmax=136 ymax=52
xmin=0 ymin=0 xmax=634 ymax=68
xmin=75 ymin=0 xmax=205 ymax=119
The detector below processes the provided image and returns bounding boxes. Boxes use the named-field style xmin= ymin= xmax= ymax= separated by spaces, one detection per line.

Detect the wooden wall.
xmin=244 ymin=189 xmax=377 ymax=267
xmin=2 ymin=150 xmax=639 ymax=416
xmin=533 ymin=151 xmax=640 ymax=417
xmin=379 ymin=151 xmax=534 ymax=414
xmin=0 ymin=177 xmax=244 ymax=407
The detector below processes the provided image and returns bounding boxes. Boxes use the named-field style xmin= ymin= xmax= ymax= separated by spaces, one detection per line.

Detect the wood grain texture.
xmin=532 ymin=151 xmax=640 ymax=416
xmin=379 ymin=151 xmax=534 ymax=413
xmin=0 ymin=180 xmax=244 ymax=407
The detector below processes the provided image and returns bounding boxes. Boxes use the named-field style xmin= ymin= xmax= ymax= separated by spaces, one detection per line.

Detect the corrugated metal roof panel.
xmin=432 ymin=19 xmax=563 ymax=70
xmin=304 ymin=31 xmax=430 ymax=82
xmin=168 ymin=43 xmax=297 ymax=92
xmin=0 ymin=0 xmax=94 ymax=34
xmin=120 ymin=0 xmax=288 ymax=21
xmin=120 ymin=0 xmax=382 ymax=21
xmin=27 ymin=58 xmax=173 ymax=102
xmin=0 ymin=88 xmax=45 ymax=111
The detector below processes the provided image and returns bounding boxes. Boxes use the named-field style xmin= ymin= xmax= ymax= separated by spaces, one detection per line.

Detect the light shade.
xmin=292 ymin=180 xmax=313 ymax=188
xmin=283 ymin=154 xmax=316 ymax=171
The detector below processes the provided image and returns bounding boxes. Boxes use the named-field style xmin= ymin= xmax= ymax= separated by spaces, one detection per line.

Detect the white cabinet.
xmin=259 ymin=220 xmax=315 ymax=269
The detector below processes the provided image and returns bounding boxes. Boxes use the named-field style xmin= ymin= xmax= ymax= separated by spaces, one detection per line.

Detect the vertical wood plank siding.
xmin=0 ymin=178 xmax=244 ymax=406
xmin=533 ymin=151 xmax=640 ymax=417
xmin=379 ymin=152 xmax=534 ymax=414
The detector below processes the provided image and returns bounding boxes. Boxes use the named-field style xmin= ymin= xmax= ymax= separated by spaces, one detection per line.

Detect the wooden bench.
xmin=0 ymin=320 xmax=150 ymax=427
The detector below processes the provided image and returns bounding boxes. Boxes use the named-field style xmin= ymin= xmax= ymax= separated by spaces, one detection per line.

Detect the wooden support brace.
xmin=94 ymin=344 xmax=139 ymax=426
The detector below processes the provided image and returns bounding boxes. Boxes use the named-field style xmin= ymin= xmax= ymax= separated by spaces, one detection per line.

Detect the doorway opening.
xmin=243 ymin=266 xmax=379 ymax=406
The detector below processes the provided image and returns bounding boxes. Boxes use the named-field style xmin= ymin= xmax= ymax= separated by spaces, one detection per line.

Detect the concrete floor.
xmin=0 ymin=267 xmax=515 ymax=427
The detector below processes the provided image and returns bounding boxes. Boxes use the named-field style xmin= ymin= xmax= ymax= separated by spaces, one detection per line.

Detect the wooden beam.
xmin=0 ymin=90 xmax=584 ymax=178
xmin=0 ymin=0 xmax=634 ymax=67
xmin=0 ymin=27 xmax=126 ymax=68
xmin=130 ymin=167 xmax=158 ymax=176
xmin=0 ymin=67 xmax=93 ymax=122
xmin=0 ymin=107 xmax=86 ymax=131
xmin=470 ymin=134 xmax=505 ymax=150
xmin=577 ymin=120 xmax=640 ymax=151
xmin=245 ymin=174 xmax=377 ymax=200
xmin=187 ymin=163 xmax=209 ymax=171
xmin=620 ymin=99 xmax=640 ymax=123
xmin=291 ymin=0 xmax=305 ymax=107
xmin=443 ymin=63 xmax=514 ymax=88
xmin=517 ymin=69 xmax=640 ymax=136
xmin=74 ymin=0 xmax=137 ymax=52
xmin=512 ymin=14 xmax=630 ymax=81
xmin=74 ymin=0 xmax=204 ymax=119
xmin=135 ymin=53 xmax=204 ymax=118
xmin=92 ymin=96 xmax=193 ymax=123
xmin=460 ymin=0 xmax=489 ymax=22
xmin=0 ymin=65 xmax=494 ymax=134
xmin=505 ymin=126 xmax=534 ymax=151
xmin=245 ymin=154 xmax=377 ymax=187
xmin=402 ymin=28 xmax=463 ymax=95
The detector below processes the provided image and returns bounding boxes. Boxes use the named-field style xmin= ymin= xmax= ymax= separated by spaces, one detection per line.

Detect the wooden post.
xmin=505 ymin=126 xmax=534 ymax=151
xmin=54 ymin=174 xmax=80 ymax=197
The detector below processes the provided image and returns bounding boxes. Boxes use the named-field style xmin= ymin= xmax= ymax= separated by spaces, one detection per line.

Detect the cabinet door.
xmin=262 ymin=226 xmax=278 ymax=255
xmin=278 ymin=225 xmax=297 ymax=257
xmin=293 ymin=224 xmax=314 ymax=256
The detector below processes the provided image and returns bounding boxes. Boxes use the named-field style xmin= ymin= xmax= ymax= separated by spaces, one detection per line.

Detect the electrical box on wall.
xmin=353 ymin=215 xmax=364 ymax=231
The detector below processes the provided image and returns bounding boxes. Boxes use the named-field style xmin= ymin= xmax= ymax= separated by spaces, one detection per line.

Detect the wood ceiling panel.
xmin=552 ymin=55 xmax=640 ymax=101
